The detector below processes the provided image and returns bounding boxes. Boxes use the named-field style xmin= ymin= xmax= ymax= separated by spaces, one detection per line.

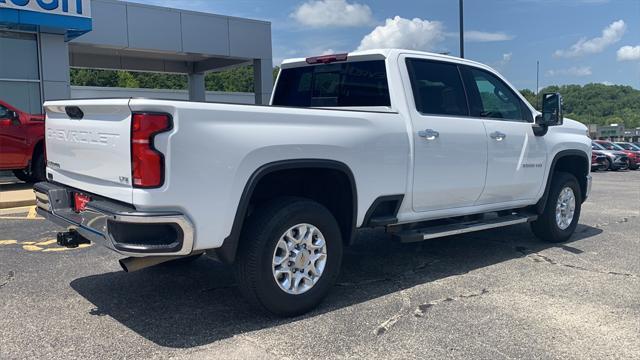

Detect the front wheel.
xmin=531 ymin=172 xmax=582 ymax=243
xmin=234 ymin=197 xmax=343 ymax=317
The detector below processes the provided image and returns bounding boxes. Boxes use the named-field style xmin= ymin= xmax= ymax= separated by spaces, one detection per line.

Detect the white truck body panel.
xmin=45 ymin=99 xmax=133 ymax=204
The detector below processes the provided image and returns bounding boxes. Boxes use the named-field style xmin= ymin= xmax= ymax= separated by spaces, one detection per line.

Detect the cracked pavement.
xmin=1 ymin=170 xmax=639 ymax=359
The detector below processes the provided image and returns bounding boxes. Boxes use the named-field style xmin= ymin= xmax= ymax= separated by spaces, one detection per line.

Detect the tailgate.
xmin=44 ymin=99 xmax=133 ymax=204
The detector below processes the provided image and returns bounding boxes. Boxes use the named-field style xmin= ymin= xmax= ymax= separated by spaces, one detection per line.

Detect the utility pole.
xmin=536 ymin=60 xmax=540 ymax=109
xmin=459 ymin=0 xmax=464 ymax=58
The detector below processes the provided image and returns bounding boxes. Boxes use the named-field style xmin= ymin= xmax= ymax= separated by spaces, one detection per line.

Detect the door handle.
xmin=490 ymin=131 xmax=506 ymax=141
xmin=418 ymin=129 xmax=439 ymax=140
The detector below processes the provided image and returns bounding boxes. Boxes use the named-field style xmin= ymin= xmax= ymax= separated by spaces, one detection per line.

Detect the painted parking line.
xmin=27 ymin=206 xmax=38 ymax=219
xmin=0 ymin=206 xmax=43 ymax=220
xmin=0 ymin=238 xmax=92 ymax=252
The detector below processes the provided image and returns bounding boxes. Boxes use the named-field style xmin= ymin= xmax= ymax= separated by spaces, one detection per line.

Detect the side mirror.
xmin=536 ymin=92 xmax=563 ymax=127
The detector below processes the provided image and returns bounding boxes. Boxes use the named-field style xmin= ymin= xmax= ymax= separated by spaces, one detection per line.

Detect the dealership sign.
xmin=0 ymin=0 xmax=92 ymax=37
xmin=0 ymin=0 xmax=91 ymax=17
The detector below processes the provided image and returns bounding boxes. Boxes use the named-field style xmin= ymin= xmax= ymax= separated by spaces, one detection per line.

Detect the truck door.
xmin=460 ymin=65 xmax=546 ymax=204
xmin=0 ymin=104 xmax=28 ymax=168
xmin=402 ymin=56 xmax=488 ymax=212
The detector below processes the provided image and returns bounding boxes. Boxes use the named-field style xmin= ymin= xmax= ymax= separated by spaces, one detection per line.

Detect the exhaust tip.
xmin=118 ymin=258 xmax=131 ymax=273
xmin=118 ymin=255 xmax=191 ymax=272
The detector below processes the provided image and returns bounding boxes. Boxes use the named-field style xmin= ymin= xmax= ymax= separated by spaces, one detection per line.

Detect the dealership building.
xmin=0 ymin=0 xmax=273 ymax=114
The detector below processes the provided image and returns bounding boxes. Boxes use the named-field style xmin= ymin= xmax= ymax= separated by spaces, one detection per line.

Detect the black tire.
xmin=531 ymin=172 xmax=582 ymax=243
xmin=603 ymin=158 xmax=611 ymax=171
xmin=12 ymin=169 xmax=31 ymax=182
xmin=30 ymin=150 xmax=46 ymax=182
xmin=234 ymin=197 xmax=343 ymax=317
xmin=11 ymin=150 xmax=45 ymax=183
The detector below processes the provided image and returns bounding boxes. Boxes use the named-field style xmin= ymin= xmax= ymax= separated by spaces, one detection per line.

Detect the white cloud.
xmin=465 ymin=31 xmax=514 ymax=42
xmin=502 ymin=52 xmax=513 ymax=63
xmin=554 ymin=20 xmax=626 ymax=58
xmin=290 ymin=0 xmax=373 ymax=28
xmin=546 ymin=66 xmax=593 ymax=77
xmin=357 ymin=16 xmax=445 ymax=51
xmin=617 ymin=45 xmax=640 ymax=61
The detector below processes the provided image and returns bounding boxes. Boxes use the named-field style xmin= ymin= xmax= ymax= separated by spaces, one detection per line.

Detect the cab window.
xmin=405 ymin=58 xmax=469 ymax=116
xmin=462 ymin=66 xmax=531 ymax=122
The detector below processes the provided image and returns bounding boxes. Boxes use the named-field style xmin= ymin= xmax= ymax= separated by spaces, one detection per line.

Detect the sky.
xmin=128 ymin=0 xmax=640 ymax=90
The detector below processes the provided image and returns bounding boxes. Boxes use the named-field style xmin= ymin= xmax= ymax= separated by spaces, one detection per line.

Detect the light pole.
xmin=536 ymin=60 xmax=540 ymax=109
xmin=459 ymin=0 xmax=464 ymax=58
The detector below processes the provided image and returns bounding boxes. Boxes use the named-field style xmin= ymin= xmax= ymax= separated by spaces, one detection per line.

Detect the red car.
xmin=594 ymin=140 xmax=639 ymax=170
xmin=0 ymin=100 xmax=46 ymax=182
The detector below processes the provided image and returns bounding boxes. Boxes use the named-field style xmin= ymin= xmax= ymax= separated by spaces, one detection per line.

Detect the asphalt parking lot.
xmin=1 ymin=171 xmax=639 ymax=360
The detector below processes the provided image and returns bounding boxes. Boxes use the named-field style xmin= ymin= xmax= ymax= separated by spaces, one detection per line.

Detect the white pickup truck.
xmin=35 ymin=49 xmax=591 ymax=316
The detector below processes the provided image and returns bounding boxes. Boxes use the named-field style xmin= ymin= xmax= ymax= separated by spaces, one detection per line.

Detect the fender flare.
xmin=215 ymin=159 xmax=357 ymax=264
xmin=535 ymin=149 xmax=589 ymax=214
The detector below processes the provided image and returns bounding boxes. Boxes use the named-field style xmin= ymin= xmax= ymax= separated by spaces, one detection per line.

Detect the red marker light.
xmin=305 ymin=53 xmax=348 ymax=64
xmin=73 ymin=193 xmax=91 ymax=213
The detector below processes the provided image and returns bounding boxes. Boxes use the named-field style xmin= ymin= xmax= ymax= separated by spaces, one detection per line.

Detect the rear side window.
xmin=405 ymin=58 xmax=469 ymax=116
xmin=272 ymin=60 xmax=390 ymax=107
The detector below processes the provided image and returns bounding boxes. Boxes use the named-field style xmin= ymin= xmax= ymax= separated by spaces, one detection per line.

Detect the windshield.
xmin=272 ymin=60 xmax=390 ymax=108
xmin=592 ymin=142 xmax=605 ymax=150
xmin=617 ymin=143 xmax=640 ymax=151
xmin=597 ymin=142 xmax=622 ymax=150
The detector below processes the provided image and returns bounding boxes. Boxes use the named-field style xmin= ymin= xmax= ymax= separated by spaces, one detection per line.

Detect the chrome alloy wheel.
xmin=555 ymin=187 xmax=576 ymax=230
xmin=272 ymin=223 xmax=328 ymax=295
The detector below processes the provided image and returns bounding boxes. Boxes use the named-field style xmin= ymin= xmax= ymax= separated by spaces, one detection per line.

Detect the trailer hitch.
xmin=56 ymin=229 xmax=90 ymax=248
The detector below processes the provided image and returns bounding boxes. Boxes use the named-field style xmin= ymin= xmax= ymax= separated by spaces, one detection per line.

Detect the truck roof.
xmin=280 ymin=48 xmax=493 ymax=72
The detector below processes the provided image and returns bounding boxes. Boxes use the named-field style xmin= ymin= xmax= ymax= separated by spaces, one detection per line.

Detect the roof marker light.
xmin=305 ymin=53 xmax=348 ymax=64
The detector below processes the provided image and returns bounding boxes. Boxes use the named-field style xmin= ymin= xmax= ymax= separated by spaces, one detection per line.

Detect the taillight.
xmin=131 ymin=113 xmax=172 ymax=188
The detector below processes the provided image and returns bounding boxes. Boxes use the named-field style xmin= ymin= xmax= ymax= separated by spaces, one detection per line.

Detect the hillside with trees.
xmin=520 ymin=84 xmax=640 ymax=128
xmin=71 ymin=68 xmax=640 ymax=128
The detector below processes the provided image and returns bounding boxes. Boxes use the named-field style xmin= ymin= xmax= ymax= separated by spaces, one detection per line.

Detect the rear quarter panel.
xmin=128 ymin=99 xmax=410 ymax=251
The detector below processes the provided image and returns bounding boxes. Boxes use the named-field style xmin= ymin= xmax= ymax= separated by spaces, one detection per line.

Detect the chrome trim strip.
xmin=422 ymin=217 xmax=531 ymax=240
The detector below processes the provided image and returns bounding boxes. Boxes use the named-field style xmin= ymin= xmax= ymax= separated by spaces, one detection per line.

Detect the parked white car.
xmin=36 ymin=49 xmax=591 ymax=316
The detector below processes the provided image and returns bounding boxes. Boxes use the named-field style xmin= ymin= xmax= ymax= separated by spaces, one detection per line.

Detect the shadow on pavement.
xmin=0 ymin=182 xmax=32 ymax=192
xmin=70 ymin=223 xmax=602 ymax=348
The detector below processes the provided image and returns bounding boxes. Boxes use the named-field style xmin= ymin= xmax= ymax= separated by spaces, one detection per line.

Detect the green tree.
xmin=520 ymin=83 xmax=640 ymax=128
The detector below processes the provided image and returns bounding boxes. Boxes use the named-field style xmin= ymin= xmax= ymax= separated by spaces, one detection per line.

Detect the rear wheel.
xmin=11 ymin=150 xmax=45 ymax=183
xmin=603 ymin=158 xmax=611 ymax=171
xmin=30 ymin=150 xmax=45 ymax=181
xmin=531 ymin=172 xmax=582 ymax=243
xmin=12 ymin=169 xmax=31 ymax=182
xmin=235 ymin=197 xmax=343 ymax=317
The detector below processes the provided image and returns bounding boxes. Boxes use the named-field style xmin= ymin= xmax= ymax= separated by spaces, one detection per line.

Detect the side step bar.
xmin=391 ymin=213 xmax=538 ymax=243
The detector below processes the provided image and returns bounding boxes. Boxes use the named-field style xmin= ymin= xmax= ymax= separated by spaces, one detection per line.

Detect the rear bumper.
xmin=34 ymin=182 xmax=194 ymax=257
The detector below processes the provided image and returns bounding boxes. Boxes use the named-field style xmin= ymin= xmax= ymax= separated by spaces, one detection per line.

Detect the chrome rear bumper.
xmin=34 ymin=182 xmax=194 ymax=257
